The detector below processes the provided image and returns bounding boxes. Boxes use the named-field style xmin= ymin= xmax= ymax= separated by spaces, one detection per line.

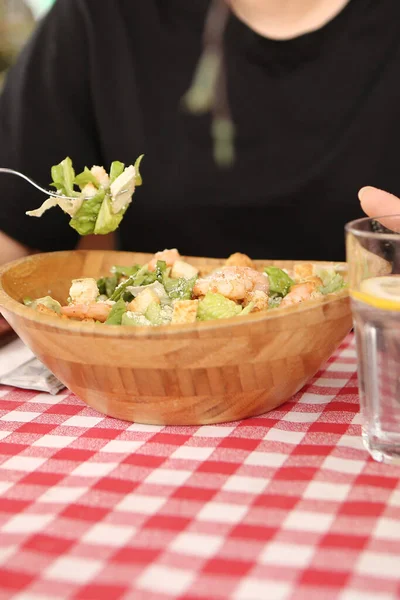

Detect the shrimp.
xmin=193 ymin=266 xmax=269 ymax=302
xmin=60 ymin=302 xmax=112 ymax=322
xmin=36 ymin=304 xmax=63 ymax=318
xmin=147 ymin=248 xmax=180 ymax=272
xmin=280 ymin=281 xmax=320 ymax=308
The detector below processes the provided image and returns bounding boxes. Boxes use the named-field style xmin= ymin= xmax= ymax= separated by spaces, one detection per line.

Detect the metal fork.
xmin=0 ymin=167 xmax=126 ymax=200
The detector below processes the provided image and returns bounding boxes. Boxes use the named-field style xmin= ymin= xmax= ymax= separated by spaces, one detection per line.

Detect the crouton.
xmin=305 ymin=276 xmax=323 ymax=288
xmin=171 ymin=260 xmax=199 ymax=279
xmin=147 ymin=248 xmax=180 ymax=272
xmin=91 ymin=165 xmax=110 ymax=187
xmin=171 ymin=299 xmax=199 ymax=324
xmin=225 ymin=252 xmax=254 ymax=268
xmin=293 ymin=263 xmax=314 ymax=281
xmin=69 ymin=278 xmax=99 ymax=304
xmin=243 ymin=290 xmax=269 ymax=312
xmin=128 ymin=288 xmax=160 ymax=314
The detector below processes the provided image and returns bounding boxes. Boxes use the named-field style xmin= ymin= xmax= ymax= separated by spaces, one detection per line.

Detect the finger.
xmin=359 ymin=186 xmax=400 ymax=230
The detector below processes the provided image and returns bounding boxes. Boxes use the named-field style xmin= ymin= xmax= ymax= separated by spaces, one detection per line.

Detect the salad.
xmin=24 ymin=250 xmax=346 ymax=326
xmin=26 ymin=156 xmax=143 ymax=235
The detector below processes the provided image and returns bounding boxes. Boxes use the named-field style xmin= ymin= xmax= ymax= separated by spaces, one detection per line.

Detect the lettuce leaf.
xmin=94 ymin=195 xmax=125 ymax=235
xmin=156 ymin=260 xmax=197 ymax=300
xmin=26 ymin=195 xmax=83 ymax=218
xmin=50 ymin=157 xmax=77 ymax=197
xmin=241 ymin=302 xmax=255 ymax=315
xmin=145 ymin=302 xmax=173 ymax=325
xmin=109 ymin=161 xmax=125 ymax=184
xmin=97 ymin=275 xmax=118 ymax=298
xmin=264 ymin=267 xmax=294 ymax=297
xmin=317 ymin=269 xmax=346 ymax=295
xmin=97 ymin=265 xmax=141 ymax=300
xmin=268 ymin=297 xmax=282 ymax=309
xmin=197 ymin=292 xmax=242 ymax=321
xmin=122 ymin=312 xmax=151 ymax=327
xmin=165 ymin=276 xmax=197 ymax=301
xmin=134 ymin=154 xmax=144 ymax=186
xmin=30 ymin=296 xmax=61 ymax=314
xmin=155 ymin=260 xmax=168 ymax=280
xmin=105 ymin=298 xmax=126 ymax=325
xmin=145 ymin=302 xmax=163 ymax=325
xmin=74 ymin=167 xmax=100 ymax=190
xmin=110 ymin=265 xmax=157 ymax=302
xmin=131 ymin=267 xmax=158 ymax=288
xmin=69 ymin=189 xmax=105 ymax=235
xmin=110 ymin=265 xmax=141 ymax=278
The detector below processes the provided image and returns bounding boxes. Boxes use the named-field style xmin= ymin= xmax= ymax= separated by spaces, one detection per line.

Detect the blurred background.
xmin=0 ymin=0 xmax=54 ymax=90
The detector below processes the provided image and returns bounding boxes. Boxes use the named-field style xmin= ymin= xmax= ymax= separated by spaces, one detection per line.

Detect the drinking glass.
xmin=346 ymin=215 xmax=400 ymax=464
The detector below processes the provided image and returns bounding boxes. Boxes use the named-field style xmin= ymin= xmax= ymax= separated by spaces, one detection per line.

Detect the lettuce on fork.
xmin=26 ymin=155 xmax=144 ymax=235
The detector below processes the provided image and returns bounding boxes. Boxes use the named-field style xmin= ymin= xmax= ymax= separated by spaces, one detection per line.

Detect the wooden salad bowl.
xmin=0 ymin=250 xmax=352 ymax=425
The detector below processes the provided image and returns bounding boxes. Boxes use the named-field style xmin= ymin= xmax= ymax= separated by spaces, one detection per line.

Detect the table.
xmin=0 ymin=334 xmax=399 ymax=600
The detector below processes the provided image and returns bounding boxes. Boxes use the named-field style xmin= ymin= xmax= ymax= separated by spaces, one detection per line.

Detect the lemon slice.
xmin=351 ymin=275 xmax=400 ymax=311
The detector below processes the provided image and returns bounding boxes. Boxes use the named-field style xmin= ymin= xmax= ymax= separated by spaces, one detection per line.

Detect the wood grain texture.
xmin=0 ymin=250 xmax=352 ymax=425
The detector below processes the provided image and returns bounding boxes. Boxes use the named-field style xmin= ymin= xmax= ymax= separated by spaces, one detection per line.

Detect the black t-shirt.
xmin=1 ymin=0 xmax=400 ymax=261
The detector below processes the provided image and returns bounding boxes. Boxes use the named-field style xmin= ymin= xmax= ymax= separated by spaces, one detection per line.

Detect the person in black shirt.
xmin=1 ymin=0 xmax=400 ymax=267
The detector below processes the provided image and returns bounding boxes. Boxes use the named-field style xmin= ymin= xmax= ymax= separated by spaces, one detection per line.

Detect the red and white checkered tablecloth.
xmin=0 ymin=334 xmax=399 ymax=600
